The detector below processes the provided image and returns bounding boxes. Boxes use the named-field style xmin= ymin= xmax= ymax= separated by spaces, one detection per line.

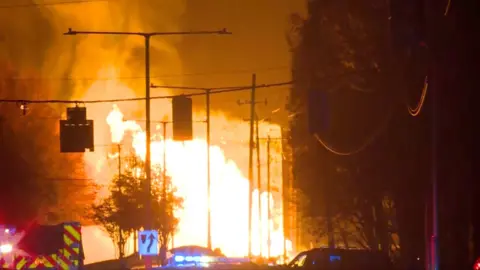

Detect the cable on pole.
xmin=313 ymin=109 xmax=393 ymax=156
xmin=407 ymin=76 xmax=428 ymax=117
xmin=444 ymin=0 xmax=451 ymax=16
xmin=1 ymin=66 xmax=376 ymax=82
xmin=0 ymin=81 xmax=292 ymax=105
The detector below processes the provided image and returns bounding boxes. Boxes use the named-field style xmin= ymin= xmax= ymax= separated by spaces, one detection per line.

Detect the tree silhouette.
xmin=0 ymin=64 xmax=90 ymax=226
xmin=90 ymin=154 xmax=183 ymax=259
xmin=287 ymin=0 xmax=409 ymax=262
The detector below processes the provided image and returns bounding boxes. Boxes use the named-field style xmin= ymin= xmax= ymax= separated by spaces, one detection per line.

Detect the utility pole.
xmin=255 ymin=114 xmax=263 ymax=257
xmin=237 ymin=74 xmax=271 ymax=257
xmin=150 ymin=85 xmax=213 ymax=251
xmin=206 ymin=89 xmax=212 ymax=251
xmin=65 ymin=29 xmax=230 ymax=269
xmin=247 ymin=74 xmax=256 ymax=258
xmin=255 ymin=135 xmax=280 ymax=260
xmin=280 ymin=128 xmax=288 ymax=262
xmin=266 ymin=135 xmax=271 ymax=259
xmin=161 ymin=121 xmax=170 ymax=252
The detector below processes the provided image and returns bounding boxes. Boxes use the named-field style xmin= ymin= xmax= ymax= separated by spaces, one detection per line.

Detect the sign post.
xmin=138 ymin=230 xmax=159 ymax=268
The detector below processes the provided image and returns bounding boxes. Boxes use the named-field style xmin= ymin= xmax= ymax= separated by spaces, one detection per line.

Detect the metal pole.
xmin=255 ymin=115 xmax=263 ymax=257
xmin=280 ymin=129 xmax=287 ymax=262
xmin=248 ymin=74 xmax=256 ymax=258
xmin=162 ymin=121 xmax=167 ymax=201
xmin=145 ymin=35 xmax=152 ymax=230
xmin=144 ymin=35 xmax=153 ymax=270
xmin=266 ymin=136 xmax=271 ymax=259
xmin=206 ymin=89 xmax=212 ymax=250
xmin=162 ymin=121 xmax=169 ymax=249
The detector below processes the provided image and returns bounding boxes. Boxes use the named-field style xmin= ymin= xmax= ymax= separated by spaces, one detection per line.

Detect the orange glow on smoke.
xmin=82 ymin=68 xmax=292 ymax=258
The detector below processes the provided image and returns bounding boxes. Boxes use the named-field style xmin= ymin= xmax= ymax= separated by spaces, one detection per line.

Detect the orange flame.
xmin=82 ymin=69 xmax=292 ymax=258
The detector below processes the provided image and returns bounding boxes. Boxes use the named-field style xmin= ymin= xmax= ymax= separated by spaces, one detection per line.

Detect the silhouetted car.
xmin=286 ymin=248 xmax=394 ymax=270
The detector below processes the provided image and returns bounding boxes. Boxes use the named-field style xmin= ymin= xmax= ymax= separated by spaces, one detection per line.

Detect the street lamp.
xmin=64 ymin=28 xmax=231 ymax=268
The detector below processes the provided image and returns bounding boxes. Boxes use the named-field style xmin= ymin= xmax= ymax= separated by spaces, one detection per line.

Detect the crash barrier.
xmin=1 ymin=222 xmax=83 ymax=269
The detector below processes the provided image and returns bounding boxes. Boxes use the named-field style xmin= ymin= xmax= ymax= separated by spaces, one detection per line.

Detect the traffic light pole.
xmin=206 ymin=89 xmax=212 ymax=251
xmin=145 ymin=37 xmax=152 ymax=235
xmin=266 ymin=135 xmax=271 ymax=259
xmin=255 ymin=114 xmax=263 ymax=257
xmin=248 ymin=74 xmax=256 ymax=258
xmin=280 ymin=128 xmax=288 ymax=262
xmin=161 ymin=121 xmax=169 ymax=250
xmin=64 ymin=28 xmax=230 ymax=269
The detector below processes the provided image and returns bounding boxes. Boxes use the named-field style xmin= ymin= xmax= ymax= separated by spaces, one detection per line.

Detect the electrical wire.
xmin=444 ymin=0 xmax=451 ymax=16
xmin=1 ymin=66 xmax=377 ymax=82
xmin=407 ymin=76 xmax=428 ymax=117
xmin=0 ymin=0 xmax=109 ymax=9
xmin=313 ymin=109 xmax=394 ymax=156
xmin=0 ymin=81 xmax=292 ymax=105
xmin=1 ymin=66 xmax=291 ymax=81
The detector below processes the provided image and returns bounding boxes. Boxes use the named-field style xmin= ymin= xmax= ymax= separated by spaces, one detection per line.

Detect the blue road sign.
xmin=138 ymin=230 xmax=158 ymax=256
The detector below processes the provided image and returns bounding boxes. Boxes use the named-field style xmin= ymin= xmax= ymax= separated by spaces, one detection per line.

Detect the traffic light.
xmin=307 ymin=89 xmax=330 ymax=135
xmin=59 ymin=106 xmax=94 ymax=153
xmin=171 ymin=95 xmax=193 ymax=141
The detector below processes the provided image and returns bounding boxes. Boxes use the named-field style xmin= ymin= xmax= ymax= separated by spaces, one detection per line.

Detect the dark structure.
xmin=59 ymin=106 xmax=94 ymax=153
xmin=289 ymin=0 xmax=478 ymax=269
xmin=172 ymin=96 xmax=193 ymax=141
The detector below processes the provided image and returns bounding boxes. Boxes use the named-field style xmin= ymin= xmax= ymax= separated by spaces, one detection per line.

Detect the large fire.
xmin=81 ymin=70 xmax=292 ymax=258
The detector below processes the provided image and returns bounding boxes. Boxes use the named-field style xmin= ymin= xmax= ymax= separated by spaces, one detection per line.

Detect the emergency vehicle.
xmin=0 ymin=222 xmax=84 ymax=269
xmin=167 ymin=246 xmax=251 ymax=268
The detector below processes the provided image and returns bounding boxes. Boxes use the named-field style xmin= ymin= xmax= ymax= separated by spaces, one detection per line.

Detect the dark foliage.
xmin=91 ymin=155 xmax=183 ymax=259
xmin=0 ymin=64 xmax=89 ymax=227
xmin=286 ymin=0 xmax=433 ymax=266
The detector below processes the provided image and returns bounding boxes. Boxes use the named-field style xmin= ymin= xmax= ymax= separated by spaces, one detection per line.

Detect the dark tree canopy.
xmin=288 ymin=0 xmax=478 ymax=269
xmin=0 ymin=64 xmax=91 ymax=227
xmin=287 ymin=0 xmax=433 ymax=266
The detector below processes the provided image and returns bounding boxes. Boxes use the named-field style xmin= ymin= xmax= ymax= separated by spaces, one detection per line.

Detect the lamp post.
xmin=65 ymin=28 xmax=230 ymax=268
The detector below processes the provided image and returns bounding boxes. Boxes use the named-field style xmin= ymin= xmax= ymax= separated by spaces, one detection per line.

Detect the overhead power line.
xmin=444 ymin=0 xmax=451 ymax=16
xmin=313 ymin=109 xmax=393 ymax=156
xmin=407 ymin=76 xmax=428 ymax=117
xmin=0 ymin=81 xmax=292 ymax=105
xmin=0 ymin=66 xmax=291 ymax=81
xmin=0 ymin=0 xmax=109 ymax=9
xmin=1 ymin=66 xmax=383 ymax=82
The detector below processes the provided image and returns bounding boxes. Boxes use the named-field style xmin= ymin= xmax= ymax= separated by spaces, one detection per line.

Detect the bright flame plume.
xmin=82 ymin=69 xmax=292 ymax=258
